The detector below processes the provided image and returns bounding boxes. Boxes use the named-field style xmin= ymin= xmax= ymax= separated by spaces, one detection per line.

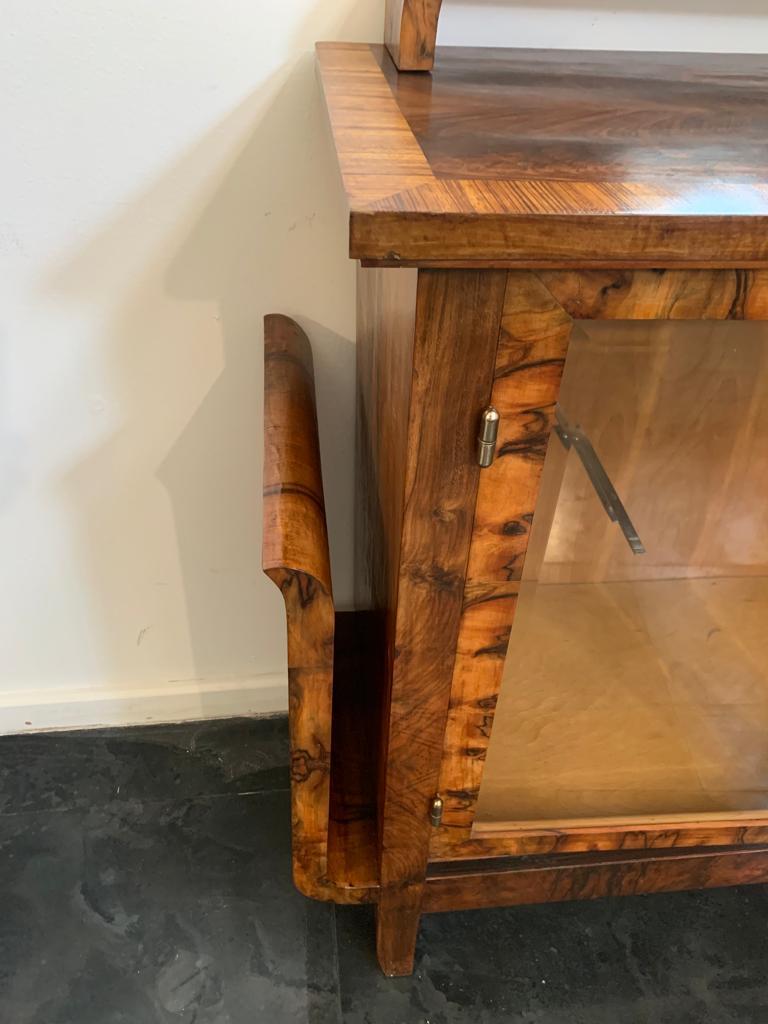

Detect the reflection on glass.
xmin=476 ymin=320 xmax=768 ymax=826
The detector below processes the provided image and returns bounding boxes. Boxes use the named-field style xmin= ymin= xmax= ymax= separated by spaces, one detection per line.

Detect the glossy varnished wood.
xmin=432 ymin=272 xmax=572 ymax=859
xmin=391 ymin=50 xmax=768 ymax=184
xmin=309 ymin=37 xmax=768 ymax=971
xmin=326 ymin=611 xmax=380 ymax=902
xmin=262 ymin=315 xmax=335 ymax=900
xmin=431 ymin=269 xmax=768 ymax=865
xmin=477 ymin=585 xmax=768 ymax=826
xmin=423 ymin=846 xmax=768 ymax=913
xmin=355 ymin=266 xmax=418 ymax=614
xmin=384 ymin=0 xmax=443 ymax=71
xmin=374 ymin=269 xmax=507 ymax=975
xmin=316 ymin=43 xmax=768 ymax=266
xmin=474 ymin=319 xmax=768 ymax=831
xmin=265 ymin=323 xmax=378 ymax=905
xmin=535 ymin=320 xmax=768 ymax=587
xmin=538 ymin=269 xmax=768 ymax=320
xmin=355 ymin=265 xmax=417 ymax=904
xmin=433 ymin=821 xmax=768 ymax=863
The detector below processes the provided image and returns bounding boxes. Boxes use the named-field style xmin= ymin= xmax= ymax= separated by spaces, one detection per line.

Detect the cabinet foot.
xmin=375 ymin=886 xmax=423 ymax=976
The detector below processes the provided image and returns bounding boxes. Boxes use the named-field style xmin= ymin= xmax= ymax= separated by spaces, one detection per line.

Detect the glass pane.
xmin=476 ymin=319 xmax=768 ymax=827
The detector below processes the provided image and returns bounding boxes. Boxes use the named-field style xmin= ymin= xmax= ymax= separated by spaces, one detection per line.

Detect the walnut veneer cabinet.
xmin=264 ymin=27 xmax=768 ymax=976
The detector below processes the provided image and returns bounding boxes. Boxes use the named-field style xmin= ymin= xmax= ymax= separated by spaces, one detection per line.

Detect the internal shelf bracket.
xmin=554 ymin=405 xmax=646 ymax=556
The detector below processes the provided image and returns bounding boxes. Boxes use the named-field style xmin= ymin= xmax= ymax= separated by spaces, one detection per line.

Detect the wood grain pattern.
xmin=274 ymin=44 xmax=768 ymax=967
xmin=466 ymin=274 xmax=573 ymax=582
xmin=473 ymin=324 xmax=768 ymax=833
xmin=326 ymin=611 xmax=380 ymax=902
xmin=355 ymin=265 xmax=418 ymax=907
xmin=432 ymin=272 xmax=572 ymax=859
xmin=355 ymin=266 xmax=418 ymax=614
xmin=538 ymin=269 xmax=768 ymax=320
xmin=431 ymin=820 xmax=768 ymax=862
xmin=431 ymin=269 xmax=768 ymax=866
xmin=350 ymin=207 xmax=768 ymax=267
xmin=317 ymin=43 xmax=434 ymax=209
xmin=316 ymin=43 xmax=768 ymax=266
xmin=363 ymin=258 xmax=768 ymax=271
xmin=476 ymin=578 xmax=768 ymax=828
xmin=375 ymin=270 xmax=507 ymax=976
xmin=535 ymin=319 xmax=768 ymax=585
xmin=423 ymin=845 xmax=768 ymax=913
xmin=385 ymin=0 xmax=443 ymax=71
xmin=262 ymin=314 xmax=336 ymax=900
xmin=391 ymin=49 xmax=768 ymax=185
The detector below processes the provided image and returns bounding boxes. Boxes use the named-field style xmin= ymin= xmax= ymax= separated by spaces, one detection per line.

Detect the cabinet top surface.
xmin=316 ymin=43 xmax=768 ymax=267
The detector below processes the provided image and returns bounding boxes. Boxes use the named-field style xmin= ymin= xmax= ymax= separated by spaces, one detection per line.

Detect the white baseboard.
xmin=0 ymin=673 xmax=288 ymax=735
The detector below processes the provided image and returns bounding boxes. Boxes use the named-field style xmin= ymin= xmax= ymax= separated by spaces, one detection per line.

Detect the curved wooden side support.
xmin=385 ymin=0 xmax=444 ymax=71
xmin=263 ymin=314 xmax=335 ymax=900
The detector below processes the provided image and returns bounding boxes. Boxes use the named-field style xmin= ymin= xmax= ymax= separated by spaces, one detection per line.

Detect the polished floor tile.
xmin=2 ymin=717 xmax=768 ymax=1024
xmin=336 ymin=891 xmax=768 ymax=1024
xmin=0 ymin=718 xmax=338 ymax=1024
xmin=0 ymin=716 xmax=289 ymax=816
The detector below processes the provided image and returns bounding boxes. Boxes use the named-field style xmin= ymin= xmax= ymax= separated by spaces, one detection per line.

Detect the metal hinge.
xmin=554 ymin=406 xmax=645 ymax=556
xmin=477 ymin=406 xmax=500 ymax=467
xmin=429 ymin=794 xmax=444 ymax=827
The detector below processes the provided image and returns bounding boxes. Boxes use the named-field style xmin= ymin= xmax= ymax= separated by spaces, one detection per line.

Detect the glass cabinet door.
xmin=476 ymin=318 xmax=768 ymax=827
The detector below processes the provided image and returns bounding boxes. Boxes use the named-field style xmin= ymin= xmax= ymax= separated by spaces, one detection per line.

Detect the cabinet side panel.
xmin=355 ymin=265 xmax=418 ymax=614
xmin=376 ymin=269 xmax=508 ymax=974
xmin=355 ymin=265 xmax=419 ymax=899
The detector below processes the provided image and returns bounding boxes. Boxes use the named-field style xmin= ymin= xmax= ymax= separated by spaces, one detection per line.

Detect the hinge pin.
xmin=429 ymin=794 xmax=444 ymax=827
xmin=477 ymin=406 xmax=500 ymax=467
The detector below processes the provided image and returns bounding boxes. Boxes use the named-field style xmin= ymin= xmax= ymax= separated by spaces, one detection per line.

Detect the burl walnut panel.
xmin=262 ymin=315 xmax=336 ymax=899
xmin=424 ymin=847 xmax=768 ymax=913
xmin=431 ymin=269 xmax=768 ymax=864
xmin=432 ymin=273 xmax=572 ymax=857
xmin=369 ymin=270 xmax=507 ymax=975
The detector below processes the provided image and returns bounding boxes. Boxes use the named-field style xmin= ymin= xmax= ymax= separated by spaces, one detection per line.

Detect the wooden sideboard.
xmin=264 ymin=41 xmax=768 ymax=975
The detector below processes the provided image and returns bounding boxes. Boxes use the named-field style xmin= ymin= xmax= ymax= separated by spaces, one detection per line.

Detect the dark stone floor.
xmin=2 ymin=718 xmax=768 ymax=1024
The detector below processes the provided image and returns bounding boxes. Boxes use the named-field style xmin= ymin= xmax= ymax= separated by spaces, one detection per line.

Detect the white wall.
xmin=2 ymin=2 xmax=767 ymax=733
xmin=441 ymin=0 xmax=768 ymax=51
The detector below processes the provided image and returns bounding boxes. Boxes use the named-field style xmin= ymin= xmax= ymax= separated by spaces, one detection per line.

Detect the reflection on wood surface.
xmin=479 ymin=319 xmax=768 ymax=827
xmin=477 ymin=576 xmax=768 ymax=824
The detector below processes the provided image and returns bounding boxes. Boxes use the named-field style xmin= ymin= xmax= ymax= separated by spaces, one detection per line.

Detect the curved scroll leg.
xmin=263 ymin=314 xmax=335 ymax=899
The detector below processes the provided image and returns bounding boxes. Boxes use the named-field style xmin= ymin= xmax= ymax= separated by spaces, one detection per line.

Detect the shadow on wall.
xmin=159 ymin=57 xmax=357 ymax=667
xmin=41 ymin=42 xmax=358 ymax=713
xmin=439 ymin=0 xmax=768 ymax=52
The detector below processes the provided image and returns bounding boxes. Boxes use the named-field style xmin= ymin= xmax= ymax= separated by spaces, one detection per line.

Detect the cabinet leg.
xmin=375 ymin=885 xmax=423 ymax=976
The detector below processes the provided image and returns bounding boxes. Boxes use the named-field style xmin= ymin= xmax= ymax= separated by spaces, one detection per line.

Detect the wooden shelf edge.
xmin=349 ymin=210 xmax=768 ymax=268
xmin=423 ymin=845 xmax=768 ymax=913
